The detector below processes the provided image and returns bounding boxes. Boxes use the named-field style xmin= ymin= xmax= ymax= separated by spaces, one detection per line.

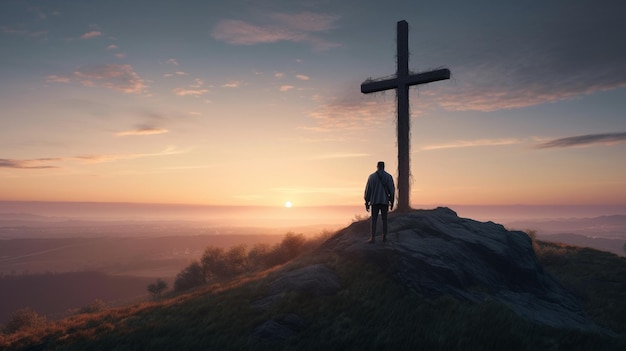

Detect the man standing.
xmin=364 ymin=161 xmax=395 ymax=243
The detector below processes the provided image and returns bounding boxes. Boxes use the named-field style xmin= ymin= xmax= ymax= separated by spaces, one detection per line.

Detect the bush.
xmin=265 ymin=232 xmax=307 ymax=266
xmin=4 ymin=307 xmax=47 ymax=334
xmin=200 ymin=247 xmax=229 ymax=280
xmin=174 ymin=231 xmax=329 ymax=292
xmin=174 ymin=261 xmax=205 ymax=292
xmin=79 ymin=299 xmax=107 ymax=314
xmin=147 ymin=278 xmax=168 ymax=299
xmin=224 ymin=244 xmax=248 ymax=277
xmin=247 ymin=243 xmax=271 ymax=270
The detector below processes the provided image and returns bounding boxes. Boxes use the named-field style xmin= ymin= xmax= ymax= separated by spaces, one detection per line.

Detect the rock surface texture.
xmin=252 ymin=207 xmax=608 ymax=339
xmin=320 ymin=207 xmax=603 ymax=332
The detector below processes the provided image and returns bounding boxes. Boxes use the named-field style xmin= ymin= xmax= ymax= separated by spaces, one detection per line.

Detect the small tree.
xmin=200 ymin=246 xmax=228 ymax=281
xmin=248 ymin=243 xmax=271 ymax=270
xmin=174 ymin=261 xmax=205 ymax=292
xmin=79 ymin=299 xmax=107 ymax=314
xmin=147 ymin=278 xmax=168 ymax=299
xmin=281 ymin=232 xmax=307 ymax=259
xmin=224 ymin=244 xmax=248 ymax=277
xmin=4 ymin=307 xmax=47 ymax=334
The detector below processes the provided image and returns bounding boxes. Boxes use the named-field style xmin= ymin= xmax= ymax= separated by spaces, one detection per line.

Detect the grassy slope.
xmin=2 ymin=241 xmax=626 ymax=351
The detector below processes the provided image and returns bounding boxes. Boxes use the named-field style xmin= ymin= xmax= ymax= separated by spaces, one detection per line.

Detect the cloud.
xmin=222 ymin=81 xmax=240 ymax=88
xmin=107 ymin=44 xmax=118 ymax=50
xmin=0 ymin=158 xmax=60 ymax=169
xmin=173 ymin=78 xmax=210 ymax=96
xmin=1 ymin=147 xmax=184 ymax=169
xmin=279 ymin=85 xmax=294 ymax=92
xmin=428 ymin=1 xmax=626 ymax=112
xmin=421 ymin=138 xmax=524 ymax=151
xmin=211 ymin=12 xmax=339 ymax=50
xmin=173 ymin=87 xmax=209 ymax=96
xmin=167 ymin=58 xmax=179 ymax=66
xmin=80 ymin=31 xmax=102 ymax=39
xmin=115 ymin=127 xmax=169 ymax=136
xmin=312 ymin=153 xmax=369 ymax=159
xmin=306 ymin=94 xmax=394 ymax=132
xmin=47 ymin=64 xmax=146 ymax=94
xmin=534 ymin=132 xmax=626 ymax=149
xmin=1 ymin=26 xmax=48 ymax=37
xmin=296 ymin=74 xmax=310 ymax=81
xmin=271 ymin=186 xmax=361 ymax=195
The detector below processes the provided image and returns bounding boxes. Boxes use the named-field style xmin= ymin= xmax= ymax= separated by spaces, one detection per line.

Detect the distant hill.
xmin=505 ymin=215 xmax=626 ymax=256
xmin=505 ymin=215 xmax=626 ymax=238
xmin=2 ymin=208 xmax=625 ymax=350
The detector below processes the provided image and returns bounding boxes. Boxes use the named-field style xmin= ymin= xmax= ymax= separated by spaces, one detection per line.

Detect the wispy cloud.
xmin=115 ymin=127 xmax=169 ymax=136
xmin=306 ymin=95 xmax=393 ymax=132
xmin=211 ymin=12 xmax=339 ymax=51
xmin=279 ymin=85 xmax=294 ymax=92
xmin=222 ymin=81 xmax=240 ymax=88
xmin=1 ymin=147 xmax=184 ymax=169
xmin=421 ymin=138 xmax=523 ymax=151
xmin=312 ymin=153 xmax=369 ymax=159
xmin=0 ymin=158 xmax=61 ymax=169
xmin=47 ymin=64 xmax=146 ymax=94
xmin=429 ymin=2 xmax=626 ymax=112
xmin=296 ymin=74 xmax=310 ymax=81
xmin=80 ymin=31 xmax=102 ymax=39
xmin=173 ymin=87 xmax=209 ymax=96
xmin=1 ymin=26 xmax=48 ymax=37
xmin=73 ymin=146 xmax=182 ymax=163
xmin=534 ymin=132 xmax=626 ymax=149
xmin=271 ymin=186 xmax=361 ymax=195
xmin=173 ymin=78 xmax=210 ymax=96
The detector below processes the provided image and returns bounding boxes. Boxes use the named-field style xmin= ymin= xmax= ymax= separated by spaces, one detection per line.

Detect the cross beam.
xmin=361 ymin=20 xmax=450 ymax=212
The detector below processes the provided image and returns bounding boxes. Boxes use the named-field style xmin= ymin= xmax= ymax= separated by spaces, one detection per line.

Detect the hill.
xmin=1 ymin=208 xmax=625 ymax=350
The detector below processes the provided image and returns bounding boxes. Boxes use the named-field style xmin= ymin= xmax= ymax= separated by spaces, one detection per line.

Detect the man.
xmin=364 ymin=161 xmax=395 ymax=243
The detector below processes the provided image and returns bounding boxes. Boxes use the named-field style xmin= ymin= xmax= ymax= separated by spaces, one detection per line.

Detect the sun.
xmin=284 ymin=201 xmax=293 ymax=208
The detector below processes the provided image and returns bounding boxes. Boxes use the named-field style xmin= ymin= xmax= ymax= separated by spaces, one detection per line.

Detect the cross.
xmin=361 ymin=20 xmax=450 ymax=212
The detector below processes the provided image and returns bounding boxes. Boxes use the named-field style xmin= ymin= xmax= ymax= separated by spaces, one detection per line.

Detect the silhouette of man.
xmin=364 ymin=161 xmax=395 ymax=243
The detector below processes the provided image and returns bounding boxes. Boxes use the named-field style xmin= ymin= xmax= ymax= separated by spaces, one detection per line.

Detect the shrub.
xmin=174 ymin=261 xmax=205 ymax=292
xmin=79 ymin=299 xmax=107 ymax=314
xmin=200 ymin=246 xmax=229 ymax=281
xmin=3 ymin=307 xmax=47 ymax=334
xmin=247 ymin=243 xmax=271 ymax=270
xmin=147 ymin=278 xmax=168 ymax=299
xmin=224 ymin=244 xmax=248 ymax=277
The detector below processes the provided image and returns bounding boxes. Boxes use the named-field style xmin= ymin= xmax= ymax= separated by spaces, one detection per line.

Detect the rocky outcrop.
xmin=320 ymin=207 xmax=604 ymax=332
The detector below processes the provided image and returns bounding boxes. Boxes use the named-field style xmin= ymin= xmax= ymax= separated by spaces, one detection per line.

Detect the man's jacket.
xmin=364 ymin=170 xmax=395 ymax=205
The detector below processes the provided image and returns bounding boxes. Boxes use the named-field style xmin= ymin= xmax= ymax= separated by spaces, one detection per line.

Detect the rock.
xmin=268 ymin=263 xmax=340 ymax=296
xmin=251 ymin=263 xmax=340 ymax=311
xmin=251 ymin=313 xmax=307 ymax=340
xmin=320 ymin=207 xmax=606 ymax=332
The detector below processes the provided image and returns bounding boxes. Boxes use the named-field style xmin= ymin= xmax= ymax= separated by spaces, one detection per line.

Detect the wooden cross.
xmin=361 ymin=20 xmax=450 ymax=212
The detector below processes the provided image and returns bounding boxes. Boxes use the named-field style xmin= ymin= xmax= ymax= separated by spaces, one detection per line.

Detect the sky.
xmin=1 ymin=0 xmax=625 ymax=210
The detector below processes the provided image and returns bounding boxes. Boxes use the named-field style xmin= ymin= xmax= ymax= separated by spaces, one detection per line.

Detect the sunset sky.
xmin=1 ymin=0 xmax=625 ymax=209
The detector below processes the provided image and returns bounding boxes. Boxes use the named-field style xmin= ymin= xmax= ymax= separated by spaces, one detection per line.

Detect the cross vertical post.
xmin=361 ymin=20 xmax=450 ymax=212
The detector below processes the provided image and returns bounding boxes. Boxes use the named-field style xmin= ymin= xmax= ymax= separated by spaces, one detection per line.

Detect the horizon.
xmin=1 ymin=1 xmax=625 ymax=210
xmin=2 ymin=201 xmax=626 ymax=228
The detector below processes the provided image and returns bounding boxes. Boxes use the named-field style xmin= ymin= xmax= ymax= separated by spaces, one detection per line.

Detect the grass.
xmin=2 ymin=234 xmax=626 ymax=350
xmin=534 ymin=240 xmax=626 ymax=333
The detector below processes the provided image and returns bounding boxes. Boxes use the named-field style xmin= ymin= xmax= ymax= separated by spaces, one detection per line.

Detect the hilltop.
xmin=2 ymin=208 xmax=625 ymax=350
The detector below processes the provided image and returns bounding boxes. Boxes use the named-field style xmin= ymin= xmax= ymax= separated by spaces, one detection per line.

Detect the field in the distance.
xmin=0 ymin=233 xmax=287 ymax=324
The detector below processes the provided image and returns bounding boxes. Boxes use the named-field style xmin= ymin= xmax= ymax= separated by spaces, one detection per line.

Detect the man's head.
xmin=377 ymin=161 xmax=385 ymax=170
